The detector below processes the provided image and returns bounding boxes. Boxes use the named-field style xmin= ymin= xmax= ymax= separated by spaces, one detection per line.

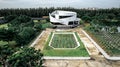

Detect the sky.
xmin=0 ymin=0 xmax=120 ymax=9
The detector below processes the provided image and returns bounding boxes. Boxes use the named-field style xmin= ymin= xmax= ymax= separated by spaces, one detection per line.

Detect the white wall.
xmin=49 ymin=11 xmax=80 ymax=26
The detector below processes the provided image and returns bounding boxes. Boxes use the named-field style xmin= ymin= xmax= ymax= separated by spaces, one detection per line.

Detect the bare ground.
xmin=34 ymin=27 xmax=120 ymax=67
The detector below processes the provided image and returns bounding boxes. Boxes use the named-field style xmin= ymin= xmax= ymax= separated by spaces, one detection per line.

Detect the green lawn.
xmin=33 ymin=19 xmax=47 ymax=23
xmin=42 ymin=32 xmax=89 ymax=57
xmin=0 ymin=41 xmax=16 ymax=46
xmin=51 ymin=34 xmax=77 ymax=48
xmin=41 ymin=23 xmax=52 ymax=29
xmin=33 ymin=20 xmax=39 ymax=23
xmin=0 ymin=41 xmax=8 ymax=45
xmin=0 ymin=23 xmax=8 ymax=28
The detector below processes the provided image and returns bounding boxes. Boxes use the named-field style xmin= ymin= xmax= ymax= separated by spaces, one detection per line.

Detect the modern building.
xmin=49 ymin=10 xmax=80 ymax=27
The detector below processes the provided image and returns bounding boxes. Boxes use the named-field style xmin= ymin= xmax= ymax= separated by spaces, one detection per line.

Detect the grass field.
xmin=0 ymin=41 xmax=16 ymax=46
xmin=0 ymin=23 xmax=8 ymax=28
xmin=41 ymin=23 xmax=52 ymax=29
xmin=33 ymin=19 xmax=47 ymax=23
xmin=51 ymin=34 xmax=77 ymax=48
xmin=33 ymin=20 xmax=39 ymax=23
xmin=42 ymin=32 xmax=89 ymax=57
xmin=0 ymin=41 xmax=8 ymax=45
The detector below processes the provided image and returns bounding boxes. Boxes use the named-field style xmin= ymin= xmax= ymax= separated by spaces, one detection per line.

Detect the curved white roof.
xmin=49 ymin=10 xmax=80 ymax=26
xmin=51 ymin=10 xmax=76 ymax=16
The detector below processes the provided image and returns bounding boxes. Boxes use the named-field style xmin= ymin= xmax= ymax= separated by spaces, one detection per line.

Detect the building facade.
xmin=49 ymin=10 xmax=80 ymax=27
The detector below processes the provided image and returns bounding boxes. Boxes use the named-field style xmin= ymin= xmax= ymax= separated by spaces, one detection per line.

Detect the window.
xmin=74 ymin=21 xmax=78 ymax=25
xmin=68 ymin=21 xmax=74 ymax=25
xmin=51 ymin=22 xmax=64 ymax=25
xmin=51 ymin=15 xmax=55 ymax=18
xmin=59 ymin=15 xmax=72 ymax=19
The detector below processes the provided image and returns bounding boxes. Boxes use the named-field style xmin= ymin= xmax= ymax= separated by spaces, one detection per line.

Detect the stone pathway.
xmin=75 ymin=28 xmax=102 ymax=59
xmin=34 ymin=28 xmax=120 ymax=67
xmin=34 ymin=28 xmax=53 ymax=50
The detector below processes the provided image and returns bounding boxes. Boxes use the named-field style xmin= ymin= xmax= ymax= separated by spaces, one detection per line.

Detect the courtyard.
xmin=33 ymin=28 xmax=120 ymax=67
xmin=42 ymin=31 xmax=89 ymax=57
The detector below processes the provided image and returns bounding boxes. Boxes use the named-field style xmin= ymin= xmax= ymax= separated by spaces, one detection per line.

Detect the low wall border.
xmin=43 ymin=56 xmax=90 ymax=60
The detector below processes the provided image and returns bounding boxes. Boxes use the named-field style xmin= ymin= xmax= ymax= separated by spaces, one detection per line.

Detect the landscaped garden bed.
xmin=86 ymin=30 xmax=120 ymax=57
xmin=50 ymin=33 xmax=78 ymax=48
xmin=42 ymin=31 xmax=89 ymax=57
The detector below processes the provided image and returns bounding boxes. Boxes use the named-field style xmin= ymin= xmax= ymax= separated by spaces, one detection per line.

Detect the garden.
xmin=85 ymin=19 xmax=120 ymax=57
xmin=88 ymin=31 xmax=120 ymax=56
xmin=50 ymin=33 xmax=78 ymax=48
xmin=0 ymin=15 xmax=44 ymax=67
xmin=42 ymin=32 xmax=89 ymax=57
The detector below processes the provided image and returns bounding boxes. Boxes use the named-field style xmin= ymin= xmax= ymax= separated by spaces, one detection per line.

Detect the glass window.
xmin=68 ymin=21 xmax=74 ymax=25
xmin=74 ymin=21 xmax=78 ymax=25
xmin=51 ymin=15 xmax=55 ymax=18
xmin=59 ymin=15 xmax=72 ymax=19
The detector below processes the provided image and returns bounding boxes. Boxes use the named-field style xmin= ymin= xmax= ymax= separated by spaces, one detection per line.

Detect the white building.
xmin=49 ymin=10 xmax=80 ymax=27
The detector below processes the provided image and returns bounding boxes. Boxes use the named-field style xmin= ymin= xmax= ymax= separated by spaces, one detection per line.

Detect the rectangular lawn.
xmin=51 ymin=34 xmax=77 ymax=48
xmin=42 ymin=32 xmax=89 ymax=57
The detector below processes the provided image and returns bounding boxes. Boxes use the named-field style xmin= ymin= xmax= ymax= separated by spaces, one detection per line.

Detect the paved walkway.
xmin=34 ymin=28 xmax=120 ymax=67
xmin=34 ymin=28 xmax=53 ymax=50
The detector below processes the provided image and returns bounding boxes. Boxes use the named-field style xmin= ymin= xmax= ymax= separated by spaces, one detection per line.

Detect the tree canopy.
xmin=8 ymin=47 xmax=43 ymax=67
xmin=0 ymin=45 xmax=43 ymax=67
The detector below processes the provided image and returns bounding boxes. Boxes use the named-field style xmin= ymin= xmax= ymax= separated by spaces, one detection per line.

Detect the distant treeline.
xmin=0 ymin=7 xmax=120 ymax=18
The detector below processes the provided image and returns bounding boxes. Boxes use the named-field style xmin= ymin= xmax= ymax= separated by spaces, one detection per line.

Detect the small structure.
xmin=49 ymin=10 xmax=80 ymax=27
xmin=0 ymin=17 xmax=7 ymax=24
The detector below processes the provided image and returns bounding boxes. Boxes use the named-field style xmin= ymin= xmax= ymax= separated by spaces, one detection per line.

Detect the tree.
xmin=81 ymin=15 xmax=91 ymax=23
xmin=23 ymin=21 xmax=34 ymax=27
xmin=110 ymin=26 xmax=118 ymax=33
xmin=8 ymin=47 xmax=43 ymax=67
xmin=6 ymin=15 xmax=36 ymax=46
xmin=5 ymin=15 xmax=17 ymax=22
xmin=107 ymin=13 xmax=115 ymax=19
xmin=34 ymin=23 xmax=42 ymax=31
xmin=0 ymin=45 xmax=15 ymax=67
xmin=15 ymin=27 xmax=35 ymax=46
xmin=0 ymin=28 xmax=7 ymax=42
xmin=79 ymin=20 xmax=84 ymax=25
xmin=0 ymin=28 xmax=15 ymax=44
xmin=17 ymin=15 xmax=31 ymax=23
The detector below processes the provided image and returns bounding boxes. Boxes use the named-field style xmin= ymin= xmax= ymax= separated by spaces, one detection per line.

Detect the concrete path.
xmin=34 ymin=28 xmax=53 ymax=50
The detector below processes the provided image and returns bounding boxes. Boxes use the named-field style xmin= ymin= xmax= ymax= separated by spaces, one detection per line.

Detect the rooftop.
xmin=51 ymin=10 xmax=76 ymax=15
